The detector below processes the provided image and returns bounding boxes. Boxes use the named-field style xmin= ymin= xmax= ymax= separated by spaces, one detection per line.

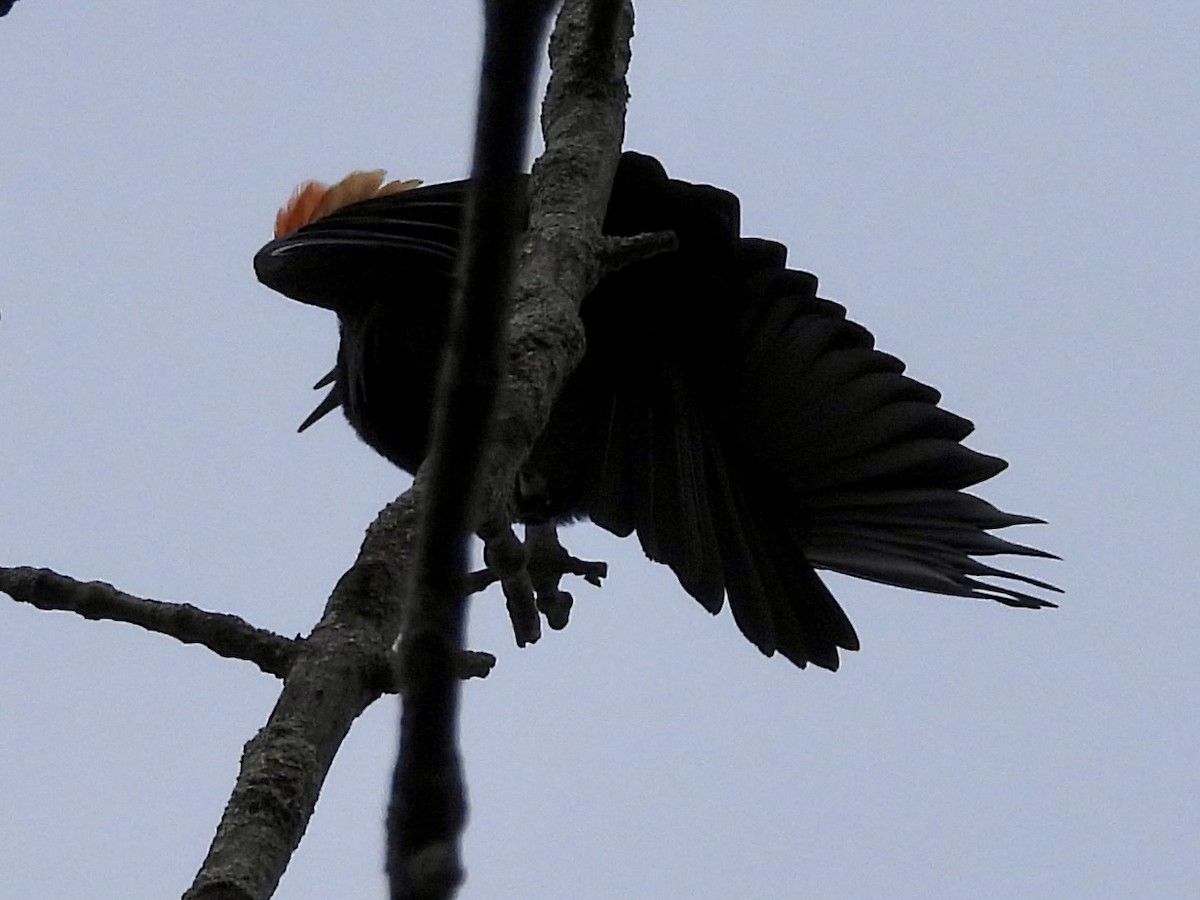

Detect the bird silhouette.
xmin=254 ymin=151 xmax=1059 ymax=670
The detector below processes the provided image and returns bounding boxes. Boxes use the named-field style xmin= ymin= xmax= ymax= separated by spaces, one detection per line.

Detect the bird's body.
xmin=255 ymin=151 xmax=1058 ymax=670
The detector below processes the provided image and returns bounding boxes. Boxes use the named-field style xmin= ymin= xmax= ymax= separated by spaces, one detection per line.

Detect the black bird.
xmin=255 ymin=151 xmax=1059 ymax=670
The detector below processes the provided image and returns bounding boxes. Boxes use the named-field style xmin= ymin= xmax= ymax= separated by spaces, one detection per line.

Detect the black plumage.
xmin=255 ymin=151 xmax=1058 ymax=670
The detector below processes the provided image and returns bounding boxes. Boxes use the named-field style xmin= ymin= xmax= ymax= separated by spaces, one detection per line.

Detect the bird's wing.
xmin=568 ymin=154 xmax=861 ymax=668
xmin=730 ymin=262 xmax=1061 ymax=610
xmin=253 ymin=181 xmax=469 ymax=311
xmin=579 ymin=343 xmax=861 ymax=670
xmin=572 ymin=154 xmax=1056 ymax=669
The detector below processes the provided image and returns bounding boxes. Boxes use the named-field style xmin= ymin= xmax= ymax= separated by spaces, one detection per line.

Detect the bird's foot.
xmin=470 ymin=521 xmax=607 ymax=647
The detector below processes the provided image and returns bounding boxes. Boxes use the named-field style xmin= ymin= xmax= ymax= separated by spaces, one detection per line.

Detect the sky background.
xmin=2 ymin=2 xmax=1197 ymax=898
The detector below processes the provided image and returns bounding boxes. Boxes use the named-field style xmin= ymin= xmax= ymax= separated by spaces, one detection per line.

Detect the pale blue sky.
xmin=2 ymin=3 xmax=1196 ymax=898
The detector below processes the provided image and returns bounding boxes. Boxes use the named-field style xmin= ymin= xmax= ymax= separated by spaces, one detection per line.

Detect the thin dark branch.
xmin=0 ymin=566 xmax=297 ymax=678
xmin=386 ymin=0 xmax=558 ymax=896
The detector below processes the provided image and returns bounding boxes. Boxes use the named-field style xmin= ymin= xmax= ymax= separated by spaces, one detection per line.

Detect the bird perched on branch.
xmin=254 ymin=151 xmax=1058 ymax=670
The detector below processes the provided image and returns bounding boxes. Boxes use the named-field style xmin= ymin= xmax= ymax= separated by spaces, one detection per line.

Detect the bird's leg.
xmin=469 ymin=520 xmax=608 ymax=647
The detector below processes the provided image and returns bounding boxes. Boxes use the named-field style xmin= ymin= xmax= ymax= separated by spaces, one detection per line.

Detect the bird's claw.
xmin=472 ymin=520 xmax=607 ymax=645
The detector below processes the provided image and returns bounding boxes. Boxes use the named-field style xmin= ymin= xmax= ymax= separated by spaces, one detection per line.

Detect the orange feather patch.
xmin=273 ymin=170 xmax=422 ymax=238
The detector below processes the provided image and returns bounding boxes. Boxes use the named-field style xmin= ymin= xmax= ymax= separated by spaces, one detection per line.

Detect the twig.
xmin=0 ymin=566 xmax=296 ymax=678
xmin=598 ymin=230 xmax=679 ymax=274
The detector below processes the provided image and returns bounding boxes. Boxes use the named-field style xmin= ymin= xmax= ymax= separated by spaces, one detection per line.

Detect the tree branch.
xmin=0 ymin=566 xmax=297 ymax=678
xmin=474 ymin=0 xmax=633 ymax=528
xmin=186 ymin=2 xmax=634 ymax=897
xmin=185 ymin=557 xmax=408 ymax=900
